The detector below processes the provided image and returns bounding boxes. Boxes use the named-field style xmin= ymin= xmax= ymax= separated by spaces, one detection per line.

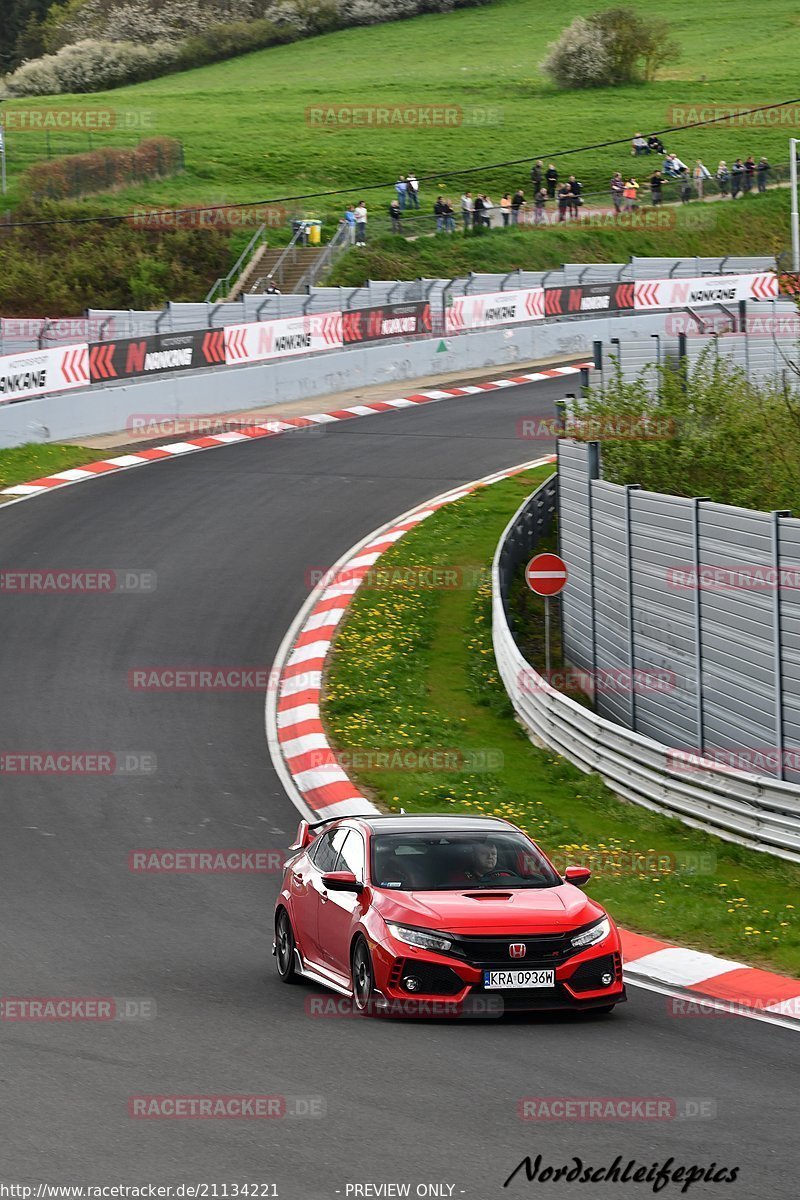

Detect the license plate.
xmin=483 ymin=969 xmax=555 ymax=990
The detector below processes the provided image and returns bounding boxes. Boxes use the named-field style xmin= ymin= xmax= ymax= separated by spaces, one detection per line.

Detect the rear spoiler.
xmin=288 ymin=813 xmax=374 ymax=851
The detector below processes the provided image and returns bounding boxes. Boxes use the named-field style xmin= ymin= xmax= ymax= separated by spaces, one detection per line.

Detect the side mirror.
xmin=322 ymin=870 xmax=364 ymax=894
xmin=289 ymin=820 xmax=314 ymax=851
xmin=564 ymin=866 xmax=592 ymax=888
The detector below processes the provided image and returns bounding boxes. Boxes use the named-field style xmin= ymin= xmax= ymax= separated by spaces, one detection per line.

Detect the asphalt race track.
xmin=0 ymin=376 xmax=797 ymax=1198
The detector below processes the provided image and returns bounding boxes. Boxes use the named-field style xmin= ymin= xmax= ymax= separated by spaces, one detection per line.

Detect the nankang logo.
xmin=275 ymin=333 xmax=312 ymax=352
xmin=144 ymin=349 xmax=192 ymax=371
xmin=687 ymin=286 xmax=737 ymax=303
xmin=485 ymin=304 xmax=518 ymax=322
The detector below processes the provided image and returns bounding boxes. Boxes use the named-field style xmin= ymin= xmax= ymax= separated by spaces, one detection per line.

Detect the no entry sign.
xmin=525 ymin=553 xmax=568 ymax=597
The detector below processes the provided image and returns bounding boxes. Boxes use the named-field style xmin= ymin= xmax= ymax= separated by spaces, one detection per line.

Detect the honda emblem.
xmin=509 ymin=943 xmax=526 ymax=959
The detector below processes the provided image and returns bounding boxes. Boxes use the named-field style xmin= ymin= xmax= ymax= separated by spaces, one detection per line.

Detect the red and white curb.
xmin=0 ymin=363 xmax=591 ymax=501
xmin=265 ymin=463 xmax=800 ymax=1032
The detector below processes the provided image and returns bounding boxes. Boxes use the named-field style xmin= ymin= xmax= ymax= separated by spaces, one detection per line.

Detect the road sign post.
xmin=525 ymin=553 xmax=569 ymax=680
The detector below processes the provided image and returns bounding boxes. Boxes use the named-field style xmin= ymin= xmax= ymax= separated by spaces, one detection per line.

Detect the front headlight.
xmin=570 ymin=916 xmax=611 ymax=950
xmin=386 ymin=923 xmax=454 ymax=953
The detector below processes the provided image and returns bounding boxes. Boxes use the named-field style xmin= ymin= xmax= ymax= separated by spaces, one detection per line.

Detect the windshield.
xmin=370 ymin=830 xmax=561 ymax=891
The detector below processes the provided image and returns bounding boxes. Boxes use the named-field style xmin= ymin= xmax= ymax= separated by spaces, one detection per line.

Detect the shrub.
xmin=22 ymin=136 xmax=184 ymax=199
xmin=541 ymin=6 xmax=680 ymax=90
xmin=4 ymin=38 xmax=180 ymax=96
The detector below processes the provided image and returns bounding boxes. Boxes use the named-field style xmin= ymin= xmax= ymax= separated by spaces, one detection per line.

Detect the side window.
xmin=337 ymin=831 xmax=366 ymax=883
xmin=310 ymin=827 xmax=348 ymax=873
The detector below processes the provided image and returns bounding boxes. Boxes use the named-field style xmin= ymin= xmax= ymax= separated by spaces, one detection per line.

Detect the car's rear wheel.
xmin=275 ymin=909 xmax=299 ymax=983
xmin=351 ymin=938 xmax=375 ymax=1014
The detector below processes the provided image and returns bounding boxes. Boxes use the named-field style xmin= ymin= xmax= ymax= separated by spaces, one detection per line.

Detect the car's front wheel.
xmin=275 ymin=908 xmax=299 ymax=983
xmin=351 ymin=937 xmax=375 ymax=1014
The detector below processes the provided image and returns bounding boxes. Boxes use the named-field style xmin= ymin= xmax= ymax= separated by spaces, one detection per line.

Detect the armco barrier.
xmin=493 ymin=479 xmax=800 ymax=864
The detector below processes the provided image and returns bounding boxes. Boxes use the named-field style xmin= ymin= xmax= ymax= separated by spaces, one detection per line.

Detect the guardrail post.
xmin=691 ymin=498 xmax=711 ymax=754
xmin=772 ymin=510 xmax=791 ymax=780
xmin=586 ymin=441 xmax=601 ymax=709
xmin=624 ymin=483 xmax=641 ymax=729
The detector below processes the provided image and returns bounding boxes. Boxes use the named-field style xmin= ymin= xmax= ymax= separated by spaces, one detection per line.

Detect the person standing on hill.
xmin=389 ymin=199 xmax=402 ymax=234
xmin=500 ymin=192 xmax=511 ymax=226
xmin=531 ymin=160 xmax=544 ymax=190
xmin=693 ymin=160 xmax=711 ymax=199
xmin=534 ymin=188 xmax=547 ymax=224
xmin=511 ymin=187 xmax=525 ymax=224
xmin=649 ymin=170 xmax=663 ymax=206
xmin=610 ymin=172 xmax=624 ymax=213
xmin=731 ymin=158 xmax=745 ymax=198
xmin=757 ymin=157 xmax=770 ymax=192
xmin=406 ymin=172 xmax=420 ymax=209
xmin=567 ymin=175 xmax=582 ymax=218
xmin=716 ymin=161 xmax=729 ymax=196
xmin=395 ymin=176 xmax=408 ymax=209
xmin=545 ymin=163 xmax=559 ymax=199
xmin=461 ymin=191 xmax=474 ymax=229
xmin=354 ymin=200 xmax=368 ymax=245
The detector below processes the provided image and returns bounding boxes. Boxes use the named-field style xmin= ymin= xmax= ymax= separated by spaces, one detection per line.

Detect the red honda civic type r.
xmin=273 ymin=814 xmax=626 ymax=1016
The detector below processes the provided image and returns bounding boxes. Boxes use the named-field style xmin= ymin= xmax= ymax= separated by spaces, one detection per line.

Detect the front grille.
xmin=450 ymin=932 xmax=574 ymax=968
xmin=565 ymin=953 xmax=619 ymax=993
xmin=397 ymin=960 xmax=464 ymax=996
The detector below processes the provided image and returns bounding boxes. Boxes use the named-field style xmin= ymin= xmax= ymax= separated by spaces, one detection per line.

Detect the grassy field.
xmin=0 ymin=443 xmax=107 ymax=491
xmin=329 ymin=190 xmax=794 ymax=283
xmin=1 ymin=0 xmax=799 ymax=231
xmin=323 ymin=467 xmax=800 ymax=977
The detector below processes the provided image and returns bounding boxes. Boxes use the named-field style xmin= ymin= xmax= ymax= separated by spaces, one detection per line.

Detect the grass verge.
xmin=323 ymin=465 xmax=800 ymax=976
xmin=0 ymin=443 xmax=108 ymax=492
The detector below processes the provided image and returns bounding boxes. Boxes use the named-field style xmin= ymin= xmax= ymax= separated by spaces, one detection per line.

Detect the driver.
xmin=453 ymin=840 xmax=509 ymax=883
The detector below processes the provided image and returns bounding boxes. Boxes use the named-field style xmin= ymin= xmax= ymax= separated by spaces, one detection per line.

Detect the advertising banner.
xmin=225 ymin=312 xmax=343 ymax=365
xmin=634 ymin=272 xmax=778 ymax=310
xmin=0 ymin=343 xmax=89 ymax=403
xmin=544 ymin=282 xmax=635 ymax=316
xmin=341 ymin=302 xmax=432 ymax=344
xmin=89 ymin=330 xmax=225 ymax=382
xmin=445 ymin=288 xmax=544 ymax=334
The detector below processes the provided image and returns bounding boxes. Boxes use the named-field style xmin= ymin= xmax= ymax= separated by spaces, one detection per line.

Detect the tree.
xmin=541 ymin=6 xmax=680 ymax=90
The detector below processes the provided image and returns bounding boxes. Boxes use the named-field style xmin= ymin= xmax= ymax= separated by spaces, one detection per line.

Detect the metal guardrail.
xmin=492 ymin=478 xmax=800 ymax=864
xmin=205 ymin=224 xmax=268 ymax=304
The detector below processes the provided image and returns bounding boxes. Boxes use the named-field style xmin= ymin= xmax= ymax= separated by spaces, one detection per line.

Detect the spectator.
xmin=263 ymin=280 xmax=281 ymax=295
xmin=342 ymin=204 xmax=356 ymax=244
xmin=757 ymin=156 xmax=770 ymax=193
xmin=631 ymin=132 xmax=649 ymax=155
xmin=545 ymin=163 xmax=559 ymax=199
xmin=664 ymin=152 xmax=687 ymax=179
xmin=610 ymin=172 xmax=625 ymax=213
xmin=534 ymin=188 xmax=547 ymax=224
xmin=407 ymin=172 xmax=420 ymax=209
xmin=483 ymin=194 xmax=494 ymax=227
xmin=648 ymin=134 xmax=664 ymax=155
xmin=680 ymin=176 xmax=692 ymax=204
xmin=623 ymin=177 xmax=639 ymax=211
xmin=531 ymin=160 xmax=544 ymax=190
xmin=511 ymin=188 xmax=525 ymax=224
xmin=568 ymin=175 xmax=582 ymax=218
xmin=461 ymin=191 xmax=474 ymax=229
xmin=500 ymin=192 xmax=511 ymax=227
xmin=557 ymin=181 xmax=571 ymax=222
xmin=716 ymin=161 xmax=729 ymax=196
xmin=650 ymin=169 xmax=663 ymax=205
xmin=395 ymin=176 xmax=408 ymax=209
xmin=389 ymin=199 xmax=402 ymax=233
xmin=473 ymin=193 xmax=486 ymax=227
xmin=744 ymin=155 xmax=756 ymax=193
xmin=693 ymin=160 xmax=711 ymax=199
xmin=443 ymin=197 xmax=455 ymax=233
xmin=434 ymin=195 xmax=446 ymax=233
xmin=731 ymin=158 xmax=745 ymax=199
xmin=354 ymin=200 xmax=368 ymax=245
